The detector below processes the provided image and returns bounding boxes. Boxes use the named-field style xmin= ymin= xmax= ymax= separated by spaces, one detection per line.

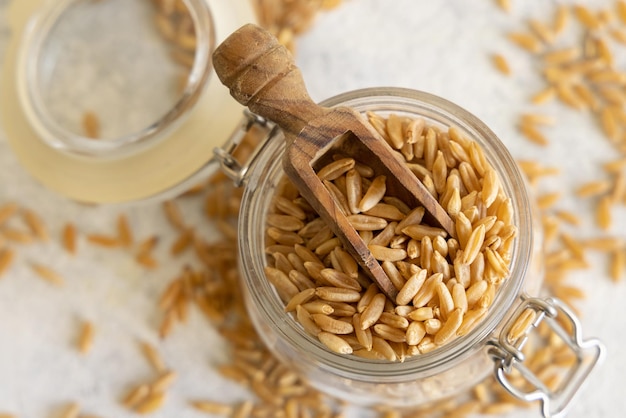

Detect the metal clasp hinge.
xmin=213 ymin=110 xmax=276 ymax=187
xmin=487 ymin=296 xmax=605 ymax=418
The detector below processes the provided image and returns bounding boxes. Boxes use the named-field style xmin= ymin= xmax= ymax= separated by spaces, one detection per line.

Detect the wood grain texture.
xmin=213 ymin=24 xmax=456 ymax=300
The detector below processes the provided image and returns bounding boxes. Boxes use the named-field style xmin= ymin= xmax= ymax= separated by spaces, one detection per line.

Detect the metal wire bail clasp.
xmin=214 ymin=110 xmax=276 ymax=187
xmin=487 ymin=296 xmax=605 ymax=418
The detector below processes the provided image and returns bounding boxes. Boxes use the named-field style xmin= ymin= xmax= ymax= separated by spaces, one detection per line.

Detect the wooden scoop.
xmin=213 ymin=24 xmax=455 ymax=301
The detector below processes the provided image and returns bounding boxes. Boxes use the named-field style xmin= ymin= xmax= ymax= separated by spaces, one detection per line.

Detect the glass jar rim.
xmin=15 ymin=0 xmax=215 ymax=159
xmin=238 ymin=86 xmax=534 ymax=380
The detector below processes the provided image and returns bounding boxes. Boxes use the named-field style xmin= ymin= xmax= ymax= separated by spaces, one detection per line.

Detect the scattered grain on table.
xmin=59 ymin=403 xmax=80 ymax=418
xmin=77 ymin=321 xmax=95 ymax=354
xmin=30 ymin=263 xmax=64 ymax=286
xmin=492 ymin=54 xmax=512 ymax=75
xmin=62 ymin=223 xmax=77 ymax=254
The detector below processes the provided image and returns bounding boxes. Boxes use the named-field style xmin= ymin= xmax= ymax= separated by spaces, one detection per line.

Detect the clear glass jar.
xmin=0 ymin=0 xmax=256 ymax=204
xmin=231 ymin=87 xmax=605 ymax=416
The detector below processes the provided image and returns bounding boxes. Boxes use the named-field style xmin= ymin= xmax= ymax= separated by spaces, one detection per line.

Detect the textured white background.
xmin=1 ymin=0 xmax=625 ymax=417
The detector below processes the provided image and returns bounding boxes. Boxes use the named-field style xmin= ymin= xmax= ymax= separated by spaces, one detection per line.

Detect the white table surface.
xmin=1 ymin=0 xmax=625 ymax=417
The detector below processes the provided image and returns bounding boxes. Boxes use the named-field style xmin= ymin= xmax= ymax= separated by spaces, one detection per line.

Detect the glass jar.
xmin=226 ymin=87 xmax=605 ymax=417
xmin=0 ymin=0 xmax=256 ymax=204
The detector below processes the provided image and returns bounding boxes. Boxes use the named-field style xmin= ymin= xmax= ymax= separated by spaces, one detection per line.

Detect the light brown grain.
xmin=405 ymin=320 xmax=427 ymax=346
xmin=1 ymin=228 xmax=33 ymax=244
xmin=122 ymin=384 xmax=150 ymax=408
xmin=481 ymin=402 xmax=517 ymax=415
xmin=59 ymin=403 xmax=80 ymax=418
xmin=311 ymin=313 xmax=354 ymax=334
xmin=317 ymin=158 xmax=355 ymax=181
xmin=508 ymin=32 xmax=542 ymax=52
xmin=583 ymin=236 xmax=625 ymax=252
xmin=385 ymin=114 xmax=406 ymax=149
xmin=150 ymin=370 xmax=177 ymax=393
xmin=437 ymin=281 xmax=455 ymax=319
xmin=368 ymin=245 xmax=407 ymax=262
xmin=434 ymin=308 xmax=463 ymax=345
xmin=136 ymin=235 xmax=159 ymax=257
xmin=62 ymin=223 xmax=77 ymax=254
xmin=86 ymin=234 xmax=121 ymax=248
xmin=462 ymin=225 xmax=486 ymax=265
xmin=284 ymin=288 xmax=316 ymax=313
xmin=576 ymin=180 xmax=612 ymax=198
xmin=163 ymin=200 xmax=185 ymax=230
xmin=529 ymin=19 xmax=554 ymax=44
xmin=274 ymin=196 xmax=307 ymax=220
xmin=0 ymin=249 xmax=15 ymax=278
xmin=83 ymin=111 xmax=100 ymax=138
xmin=78 ymin=321 xmax=94 ymax=354
xmin=495 ymin=0 xmax=511 ymax=13
xmin=531 ymin=86 xmax=556 ymax=105
xmin=543 ymin=47 xmax=580 ymax=65
xmin=363 ymin=203 xmax=405 ymax=221
xmin=395 ymin=269 xmax=427 ymax=306
xmin=0 ymin=203 xmax=18 ymax=226
xmin=402 ymin=224 xmax=448 ymax=241
xmin=141 ymin=342 xmax=166 ymax=373
xmin=604 ymin=158 xmax=626 ymax=173
xmin=191 ymin=400 xmax=233 ymax=415
xmin=346 ymin=214 xmax=388 ymax=231
xmin=553 ymin=5 xmax=569 ymax=35
xmin=22 ymin=209 xmax=48 ymax=241
xmin=31 ymin=263 xmax=64 ymax=286
xmin=267 ymin=214 xmax=305 ymax=232
xmin=232 ymin=400 xmax=253 ymax=418
xmin=574 ymin=5 xmax=601 ymax=30
xmin=373 ymin=323 xmax=406 ymax=343
xmin=412 ymin=273 xmax=443 ymax=308
xmin=315 ymin=287 xmax=361 ymax=303
xmin=555 ymin=83 xmax=587 ymax=110
xmin=372 ymin=336 xmax=397 ymax=361
xmin=296 ymin=305 xmax=321 ymax=336
xmin=537 ymin=192 xmax=561 ymax=210
xmin=317 ymin=332 xmax=353 ymax=354
xmin=117 ymin=214 xmax=133 ymax=247
xmin=554 ymin=210 xmax=581 ymax=226
xmin=457 ymin=307 xmax=488 ymax=336
xmin=135 ymin=392 xmax=166 ymax=414
xmin=358 ymin=175 xmax=387 ymax=212
xmin=610 ymin=249 xmax=625 ymax=281
xmin=596 ymin=196 xmax=612 ymax=230
xmin=611 ymin=171 xmax=625 ymax=203
xmin=136 ymin=252 xmax=159 ymax=269
xmin=265 ymin=267 xmax=299 ymax=301
xmin=353 ymin=313 xmax=373 ymax=350
xmin=360 ymin=293 xmax=386 ymax=329
xmin=492 ymin=54 xmax=511 ymax=75
xmin=508 ymin=308 xmax=537 ymax=341
xmin=424 ymin=318 xmax=442 ymax=335
xmin=321 ymin=268 xmax=361 ymax=291
xmin=519 ymin=122 xmax=549 ymax=146
xmin=171 ymin=229 xmax=194 ymax=255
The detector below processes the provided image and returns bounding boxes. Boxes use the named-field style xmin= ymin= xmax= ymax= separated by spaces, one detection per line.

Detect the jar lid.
xmin=0 ymin=0 xmax=256 ymax=203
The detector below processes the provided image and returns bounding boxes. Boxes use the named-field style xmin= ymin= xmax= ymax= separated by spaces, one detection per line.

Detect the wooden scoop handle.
xmin=212 ymin=24 xmax=326 ymax=139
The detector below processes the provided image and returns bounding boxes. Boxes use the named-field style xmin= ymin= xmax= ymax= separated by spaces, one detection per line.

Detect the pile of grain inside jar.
xmin=265 ymin=112 xmax=517 ymax=358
